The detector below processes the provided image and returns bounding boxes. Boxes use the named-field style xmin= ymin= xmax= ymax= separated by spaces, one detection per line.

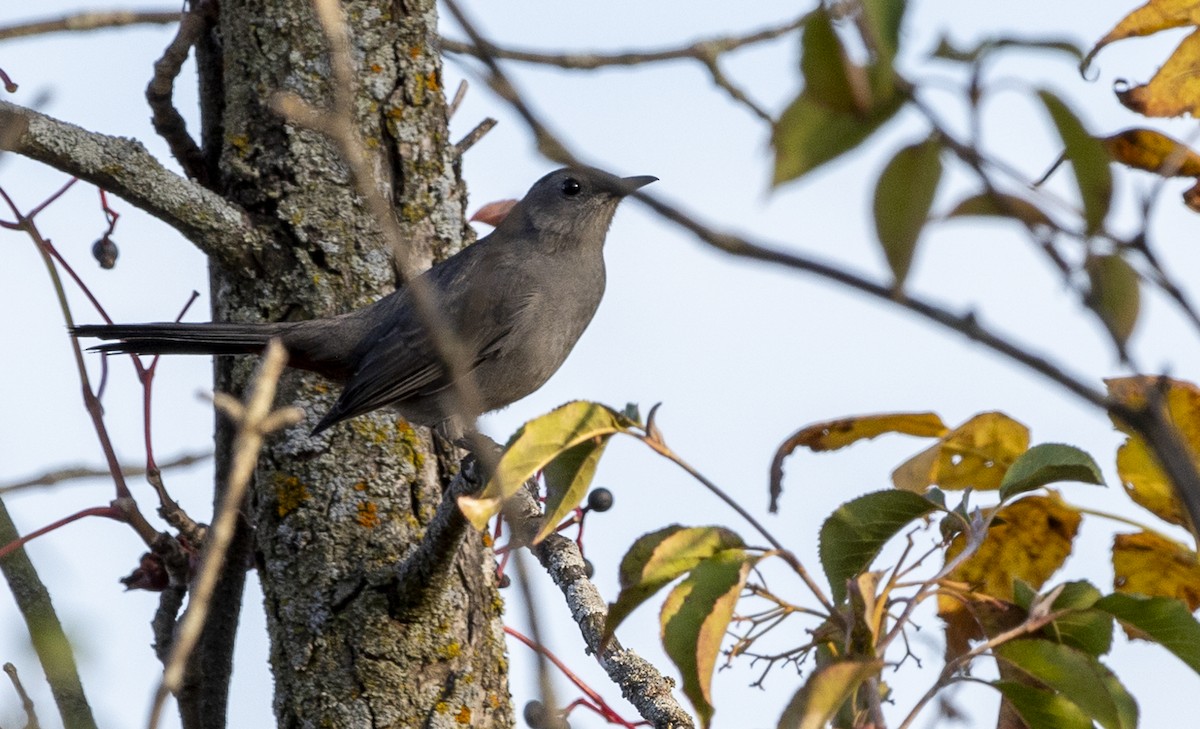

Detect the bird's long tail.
xmin=71 ymin=322 xmax=289 ymax=357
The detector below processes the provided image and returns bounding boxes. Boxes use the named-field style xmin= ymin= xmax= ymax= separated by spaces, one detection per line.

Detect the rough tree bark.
xmin=184 ymin=0 xmax=511 ymax=727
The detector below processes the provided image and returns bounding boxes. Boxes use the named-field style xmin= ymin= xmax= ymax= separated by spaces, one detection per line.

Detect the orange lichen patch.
xmin=357 ymin=501 xmax=380 ymax=528
xmin=454 ymin=706 xmax=471 ymax=724
xmin=274 ymin=474 xmax=310 ymax=517
xmin=353 ymin=481 xmax=367 ymax=492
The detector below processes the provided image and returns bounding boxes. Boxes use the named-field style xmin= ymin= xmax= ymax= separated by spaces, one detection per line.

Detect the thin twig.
xmin=439 ymin=15 xmax=805 ymax=69
xmin=146 ymin=9 xmax=209 ymax=183
xmin=2 ymin=199 xmax=160 ymax=545
xmin=453 ymin=117 xmax=496 ymax=155
xmin=639 ymin=434 xmax=835 ymax=616
xmin=147 ymin=341 xmax=302 ymax=729
xmin=447 ymin=79 xmax=468 ymax=118
xmin=3 ymin=662 xmax=40 ymax=729
xmin=0 ymin=9 xmax=179 ymax=42
xmin=895 ymin=604 xmax=1068 ymax=729
xmin=0 ymin=452 xmax=210 ymax=495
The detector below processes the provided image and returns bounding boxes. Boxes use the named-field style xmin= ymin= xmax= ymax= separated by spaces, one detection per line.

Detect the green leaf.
xmin=1013 ymin=578 xmax=1037 ymax=610
xmin=1085 ymin=254 xmax=1141 ymax=349
xmin=1052 ymin=580 xmax=1103 ymax=610
xmin=776 ymin=660 xmax=883 ymax=729
xmin=1046 ymin=608 xmax=1114 ymax=656
xmin=1096 ymin=593 xmax=1200 ymax=674
xmin=931 ymin=36 xmax=1084 ymax=63
xmin=873 ymin=137 xmax=943 ymax=288
xmin=945 ymin=191 xmax=1054 ymax=228
xmin=605 ymin=526 xmax=746 ymax=645
xmin=1018 ymin=581 xmax=1112 ymax=655
xmin=995 ymin=639 xmax=1137 ymax=729
xmin=819 ymin=490 xmax=939 ymax=603
xmin=999 ymin=443 xmax=1105 ymax=499
xmin=772 ymin=91 xmax=901 ymax=185
xmin=660 ymin=550 xmax=754 ymax=728
xmin=1038 ymin=90 xmax=1113 ymax=235
xmin=859 ymin=0 xmax=906 ymax=61
xmin=800 ymin=10 xmax=864 ymax=114
xmin=1045 ymin=583 xmax=1112 ymax=656
xmin=534 ymin=436 xmax=613 ymax=543
xmin=994 ymin=682 xmax=1096 ymax=729
xmin=459 ymin=401 xmax=636 ymax=529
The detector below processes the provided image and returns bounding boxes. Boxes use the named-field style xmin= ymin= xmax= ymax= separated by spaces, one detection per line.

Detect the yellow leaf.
xmin=1115 ymin=28 xmax=1200 ymax=118
xmin=892 ymin=412 xmax=1030 ymax=492
xmin=1106 ymin=377 xmax=1200 ymax=526
xmin=771 ymin=412 xmax=949 ymax=511
xmin=945 ymin=494 xmax=1082 ymax=599
xmin=778 ymin=412 xmax=948 ymax=453
xmin=1087 ymin=0 xmax=1200 ymax=66
xmin=1113 ymin=531 xmax=1200 ymax=609
xmin=939 ymin=494 xmax=1082 ymax=658
xmin=1102 ymin=128 xmax=1200 ymax=176
xmin=1117 ymin=439 xmax=1188 ymax=525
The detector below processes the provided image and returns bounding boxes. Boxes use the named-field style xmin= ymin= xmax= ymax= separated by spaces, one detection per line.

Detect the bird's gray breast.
xmin=471 ymin=250 xmax=607 ymax=411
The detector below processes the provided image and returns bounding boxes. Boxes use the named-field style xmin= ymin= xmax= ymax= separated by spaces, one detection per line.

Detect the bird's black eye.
xmin=560 ymin=177 xmax=582 ymax=196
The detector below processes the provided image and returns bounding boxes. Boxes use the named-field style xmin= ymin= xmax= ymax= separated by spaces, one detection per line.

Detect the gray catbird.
xmin=73 ymin=167 xmax=656 ymax=434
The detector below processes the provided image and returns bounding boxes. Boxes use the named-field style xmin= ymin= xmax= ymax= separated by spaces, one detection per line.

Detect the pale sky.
xmin=2 ymin=1 xmax=1199 ymax=727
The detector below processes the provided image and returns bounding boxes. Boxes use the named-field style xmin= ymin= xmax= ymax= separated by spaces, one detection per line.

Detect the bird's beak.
xmin=618 ymin=175 xmax=658 ymax=196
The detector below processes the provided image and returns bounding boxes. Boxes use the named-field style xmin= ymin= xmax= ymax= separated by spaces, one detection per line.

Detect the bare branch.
xmin=453 ymin=116 xmax=496 ymax=155
xmin=0 ymin=499 xmax=98 ymax=729
xmin=0 ymin=101 xmax=263 ymax=271
xmin=439 ymin=15 xmax=805 ymax=70
xmin=146 ymin=9 xmax=208 ymax=183
xmin=0 ymin=9 xmax=179 ymax=42
xmin=440 ymin=15 xmax=803 ymax=123
xmin=504 ymin=486 xmax=696 ymax=729
xmin=0 ymin=452 xmax=211 ymax=496
xmin=3 ymin=662 xmax=40 ymax=729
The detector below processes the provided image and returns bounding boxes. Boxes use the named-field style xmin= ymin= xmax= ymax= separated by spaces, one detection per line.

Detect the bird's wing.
xmin=312 ymin=271 xmax=516 ymax=431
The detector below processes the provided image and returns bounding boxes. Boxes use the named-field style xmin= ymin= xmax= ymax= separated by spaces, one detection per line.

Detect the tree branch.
xmin=146 ymin=9 xmax=209 ymax=183
xmin=504 ymin=486 xmax=696 ymax=729
xmin=0 ymin=9 xmax=179 ymax=42
xmin=0 ymin=451 xmax=211 ymax=496
xmin=0 ymin=101 xmax=262 ymax=271
xmin=439 ymin=15 xmax=804 ymax=70
xmin=0 ymin=498 xmax=98 ymax=729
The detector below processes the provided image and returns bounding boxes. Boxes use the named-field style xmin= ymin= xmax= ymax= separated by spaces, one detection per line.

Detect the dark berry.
xmin=586 ymin=488 xmax=614 ymax=512
xmin=497 ymin=573 xmax=511 ymax=589
xmin=92 ymin=236 xmax=118 ymax=269
xmin=523 ymin=700 xmax=547 ymax=727
xmin=582 ymin=558 xmax=594 ymax=579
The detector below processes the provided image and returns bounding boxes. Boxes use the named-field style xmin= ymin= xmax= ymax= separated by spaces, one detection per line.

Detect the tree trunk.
xmin=190 ymin=0 xmax=512 ymax=726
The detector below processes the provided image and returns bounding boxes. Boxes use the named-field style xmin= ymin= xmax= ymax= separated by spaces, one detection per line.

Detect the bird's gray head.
xmin=499 ymin=167 xmax=657 ymax=248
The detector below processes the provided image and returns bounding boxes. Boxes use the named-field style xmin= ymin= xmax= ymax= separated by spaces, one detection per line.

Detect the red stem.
xmin=0 ymin=506 xmax=125 ymax=561
xmin=504 ymin=626 xmax=642 ymax=727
